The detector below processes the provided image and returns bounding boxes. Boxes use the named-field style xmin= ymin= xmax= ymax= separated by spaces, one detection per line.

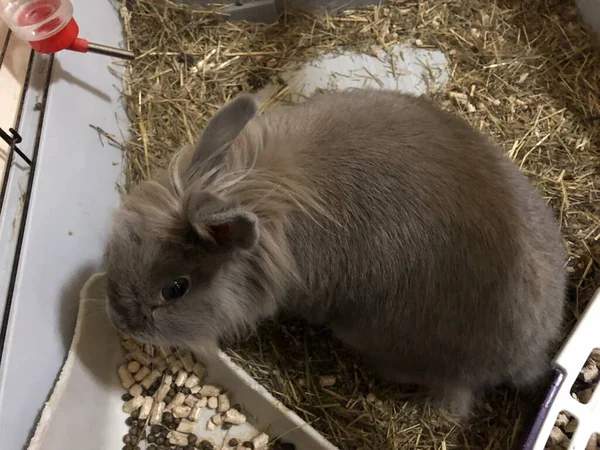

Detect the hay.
xmin=118 ymin=0 xmax=600 ymax=448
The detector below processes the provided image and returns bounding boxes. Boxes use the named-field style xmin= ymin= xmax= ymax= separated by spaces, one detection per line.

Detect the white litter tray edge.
xmin=28 ymin=272 xmax=338 ymax=450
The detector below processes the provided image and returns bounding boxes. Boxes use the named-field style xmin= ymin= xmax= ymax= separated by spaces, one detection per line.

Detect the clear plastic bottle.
xmin=0 ymin=0 xmax=74 ymax=43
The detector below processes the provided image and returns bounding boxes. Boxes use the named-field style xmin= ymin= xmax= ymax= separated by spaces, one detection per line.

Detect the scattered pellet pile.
xmin=117 ymin=334 xmax=294 ymax=450
xmin=544 ymin=348 xmax=600 ymax=450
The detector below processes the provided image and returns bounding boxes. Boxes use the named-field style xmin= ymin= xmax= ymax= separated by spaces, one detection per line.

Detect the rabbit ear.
xmin=189 ymin=94 xmax=257 ymax=170
xmin=185 ymin=191 xmax=259 ymax=251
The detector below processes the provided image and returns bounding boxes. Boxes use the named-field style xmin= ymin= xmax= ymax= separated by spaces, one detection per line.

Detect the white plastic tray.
xmin=28 ymin=272 xmax=337 ymax=450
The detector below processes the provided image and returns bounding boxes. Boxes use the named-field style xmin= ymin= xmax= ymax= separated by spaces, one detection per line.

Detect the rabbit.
xmin=104 ymin=88 xmax=566 ymax=418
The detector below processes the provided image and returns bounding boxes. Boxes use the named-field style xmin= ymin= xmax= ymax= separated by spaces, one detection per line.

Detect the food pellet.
xmin=549 ymin=426 xmax=567 ymax=445
xmin=188 ymin=434 xmax=197 ymax=444
xmin=166 ymin=393 xmax=186 ymax=411
xmin=581 ymin=364 xmax=599 ymax=383
xmin=207 ymin=397 xmax=218 ymax=409
xmin=167 ymin=430 xmax=189 ymax=446
xmin=192 ymin=363 xmax=206 ymax=379
xmin=228 ymin=438 xmax=239 ymax=447
xmin=130 ymin=351 xmax=152 ymax=366
xmin=119 ymin=365 xmax=136 ymax=389
xmin=152 ymin=357 xmax=168 ymax=372
xmin=139 ymin=396 xmax=154 ymax=420
xmin=134 ymin=366 xmax=151 ymax=382
xmin=189 ymin=405 xmax=202 ymax=422
xmin=123 ymin=396 xmax=144 ymax=414
xmin=129 ymin=384 xmax=143 ymax=397
xmin=206 ymin=420 xmax=216 ymax=431
xmin=175 ymin=371 xmax=189 ymax=387
xmin=122 ymin=339 xmax=139 ymax=352
xmin=127 ymin=361 xmax=142 ymax=373
xmin=196 ymin=396 xmax=208 ymax=408
xmin=242 ymin=441 xmax=254 ymax=449
xmin=586 ymin=433 xmax=598 ymax=450
xmin=150 ymin=401 xmax=165 ymax=425
xmin=142 ymin=370 xmax=163 ymax=390
xmin=579 ymin=387 xmax=594 ymax=403
xmin=222 ymin=408 xmax=246 ymax=425
xmin=177 ymin=419 xmax=196 ymax=433
xmin=155 ymin=376 xmax=172 ymax=402
xmin=200 ymin=440 xmax=214 ymax=450
xmin=184 ymin=374 xmax=200 ymax=389
xmin=217 ymin=394 xmax=230 ymax=413
xmin=200 ymin=385 xmax=221 ymax=397
xmin=210 ymin=414 xmax=223 ymax=426
xmin=190 ymin=386 xmax=201 ymax=394
xmin=319 ymin=375 xmax=336 ymax=388
xmin=170 ymin=362 xmax=183 ymax=374
xmin=252 ymin=433 xmax=270 ymax=449
xmin=172 ymin=405 xmax=192 ymax=418
xmin=184 ymin=395 xmax=200 ymax=407
xmin=554 ymin=413 xmax=569 ymax=428
xmin=122 ymin=393 xmax=133 ymax=402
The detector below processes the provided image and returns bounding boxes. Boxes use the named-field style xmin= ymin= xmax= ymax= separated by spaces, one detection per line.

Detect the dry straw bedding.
xmin=117 ymin=0 xmax=600 ymax=448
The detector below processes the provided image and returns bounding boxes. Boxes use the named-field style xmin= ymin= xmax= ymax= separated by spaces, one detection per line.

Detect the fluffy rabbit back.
xmin=254 ymin=90 xmax=566 ymax=415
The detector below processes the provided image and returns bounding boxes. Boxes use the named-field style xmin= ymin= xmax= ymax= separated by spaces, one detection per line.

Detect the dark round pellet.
xmin=181 ymin=387 xmax=191 ymax=395
xmin=163 ymin=396 xmax=173 ymax=405
xmin=168 ymin=388 xmax=176 ymax=397
xmin=242 ymin=441 xmax=254 ymax=449
xmin=122 ymin=445 xmax=132 ymax=450
xmin=187 ymin=434 xmax=197 ymax=444
xmin=274 ymin=443 xmax=296 ymax=450
xmin=163 ymin=412 xmax=174 ymax=424
xmin=130 ymin=427 xmax=139 ymax=437
xmin=122 ymin=393 xmax=133 ymax=401
xmin=228 ymin=438 xmax=239 ymax=447
xmin=173 ymin=417 xmax=182 ymax=426
xmin=156 ymin=437 xmax=165 ymax=445
xmin=161 ymin=428 xmax=169 ymax=437
xmin=123 ymin=435 xmax=132 ymax=444
xmin=200 ymin=440 xmax=214 ymax=450
xmin=147 ymin=434 xmax=156 ymax=443
xmin=151 ymin=425 xmax=162 ymax=434
xmin=131 ymin=410 xmax=140 ymax=419
xmin=125 ymin=417 xmax=136 ymax=427
xmin=185 ymin=445 xmax=195 ymax=450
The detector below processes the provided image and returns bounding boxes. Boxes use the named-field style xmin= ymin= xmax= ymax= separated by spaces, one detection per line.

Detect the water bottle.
xmin=0 ymin=0 xmax=134 ymax=58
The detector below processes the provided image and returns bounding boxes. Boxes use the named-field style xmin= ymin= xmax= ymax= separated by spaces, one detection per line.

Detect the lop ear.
xmin=189 ymin=94 xmax=257 ymax=170
xmin=185 ymin=191 xmax=259 ymax=251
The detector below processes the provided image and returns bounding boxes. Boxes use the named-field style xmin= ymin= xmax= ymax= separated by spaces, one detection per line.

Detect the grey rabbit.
xmin=105 ymin=88 xmax=566 ymax=418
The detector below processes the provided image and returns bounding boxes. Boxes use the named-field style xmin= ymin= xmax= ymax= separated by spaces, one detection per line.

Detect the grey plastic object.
xmin=28 ymin=273 xmax=337 ymax=450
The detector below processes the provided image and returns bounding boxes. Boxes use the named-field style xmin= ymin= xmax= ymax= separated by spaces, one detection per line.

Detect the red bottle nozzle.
xmin=26 ymin=17 xmax=135 ymax=60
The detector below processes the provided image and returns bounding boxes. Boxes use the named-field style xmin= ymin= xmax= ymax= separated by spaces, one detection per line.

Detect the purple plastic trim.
xmin=521 ymin=366 xmax=566 ymax=450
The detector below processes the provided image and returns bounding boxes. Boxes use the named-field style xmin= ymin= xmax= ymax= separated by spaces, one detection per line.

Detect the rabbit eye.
xmin=161 ymin=277 xmax=190 ymax=301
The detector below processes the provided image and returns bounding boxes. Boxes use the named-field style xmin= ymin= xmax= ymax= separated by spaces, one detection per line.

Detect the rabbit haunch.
xmin=105 ymin=89 xmax=566 ymax=418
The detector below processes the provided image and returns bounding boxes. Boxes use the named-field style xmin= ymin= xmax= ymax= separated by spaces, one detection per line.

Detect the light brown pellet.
xmin=139 ymin=396 xmax=154 ymax=420
xmin=167 ymin=430 xmax=188 ymax=446
xmin=127 ymin=361 xmax=141 ymax=373
xmin=166 ymin=392 xmax=185 ymax=411
xmin=581 ymin=364 xmax=599 ymax=383
xmin=190 ymin=386 xmax=201 ymax=394
xmin=150 ymin=401 xmax=165 ymax=425
xmin=252 ymin=432 xmax=270 ymax=449
xmin=217 ymin=394 xmax=230 ymax=414
xmin=129 ymin=384 xmax=143 ymax=397
xmin=155 ymin=375 xmax=172 ymax=402
xmin=319 ymin=375 xmax=336 ymax=388
xmin=184 ymin=395 xmax=200 ymax=407
xmin=141 ymin=370 xmax=162 ymax=389
xmin=172 ymin=405 xmax=192 ymax=419
xmin=134 ymin=366 xmax=151 ymax=382
xmin=177 ymin=419 xmax=196 ymax=434
xmin=549 ymin=426 xmax=567 ymax=445
xmin=123 ymin=396 xmax=144 ymax=414
xmin=192 ymin=362 xmax=206 ymax=380
xmin=196 ymin=396 xmax=208 ymax=408
xmin=175 ymin=371 xmax=189 ymax=387
xmin=118 ymin=365 xmax=135 ymax=389
xmin=222 ymin=408 xmax=246 ymax=425
xmin=185 ymin=374 xmax=200 ymax=389
xmin=199 ymin=385 xmax=221 ymax=397
xmin=207 ymin=397 xmax=218 ymax=409
xmin=130 ymin=351 xmax=151 ymax=366
xmin=189 ymin=404 xmax=202 ymax=422
xmin=181 ymin=352 xmax=195 ymax=372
